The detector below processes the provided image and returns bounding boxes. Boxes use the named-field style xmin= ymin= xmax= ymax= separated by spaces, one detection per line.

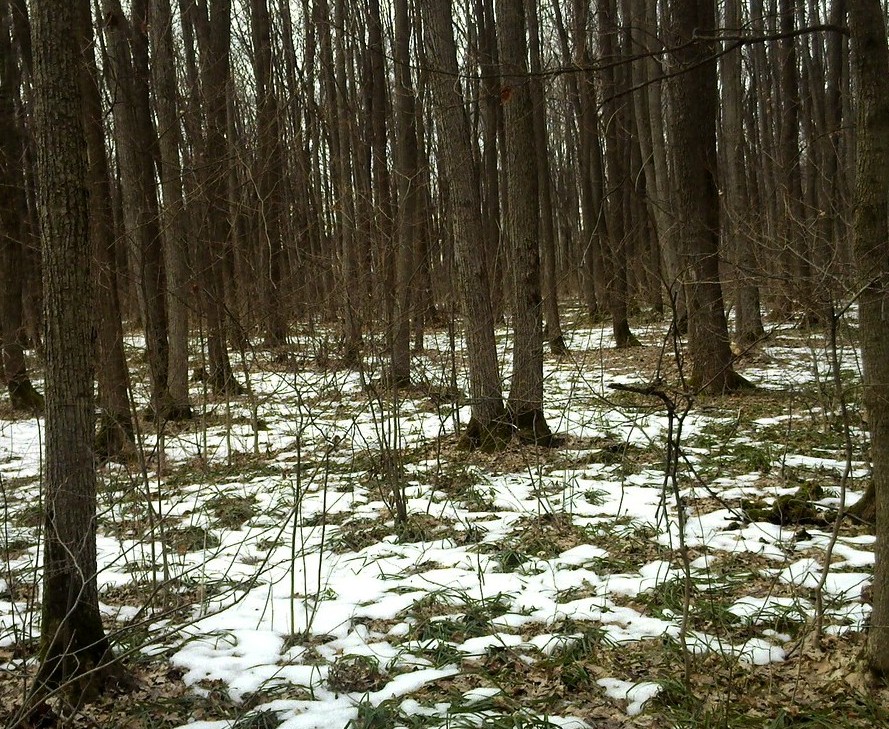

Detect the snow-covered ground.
xmin=0 ymin=316 xmax=875 ymax=727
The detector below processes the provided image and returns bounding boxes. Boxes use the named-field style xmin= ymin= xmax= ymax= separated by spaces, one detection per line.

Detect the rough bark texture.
xmin=421 ymin=0 xmax=509 ymax=449
xmin=846 ymin=0 xmax=889 ymax=676
xmin=31 ymin=0 xmax=114 ymax=695
xmin=667 ymin=0 xmax=748 ymax=394
xmin=497 ymin=0 xmax=552 ymax=444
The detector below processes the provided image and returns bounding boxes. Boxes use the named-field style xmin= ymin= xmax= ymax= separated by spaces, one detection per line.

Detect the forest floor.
xmin=0 ymin=311 xmax=887 ymax=728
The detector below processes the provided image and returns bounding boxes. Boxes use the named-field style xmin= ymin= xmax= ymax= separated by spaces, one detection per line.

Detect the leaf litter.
xmin=0 ymin=317 xmax=885 ymax=728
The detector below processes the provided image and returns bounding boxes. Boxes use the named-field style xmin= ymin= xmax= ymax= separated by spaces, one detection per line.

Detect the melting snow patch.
xmin=597 ymin=677 xmax=662 ymax=716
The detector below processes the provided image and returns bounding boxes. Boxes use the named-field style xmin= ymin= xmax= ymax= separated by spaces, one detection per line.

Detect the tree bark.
xmin=526 ymin=0 xmax=566 ymax=355
xmin=150 ymin=0 xmax=193 ymax=418
xmin=30 ymin=0 xmax=115 ymax=695
xmin=0 ymin=5 xmax=43 ymax=413
xmin=192 ymin=0 xmax=241 ymax=394
xmin=101 ymin=0 xmax=171 ymax=415
xmin=497 ymin=0 xmax=552 ymax=443
xmin=846 ymin=0 xmax=889 ymax=677
xmin=721 ymin=0 xmax=764 ymax=346
xmin=667 ymin=0 xmax=749 ymax=393
xmin=598 ymin=0 xmax=639 ymax=348
xmin=391 ymin=0 xmax=419 ymax=386
xmin=76 ymin=0 xmax=134 ymax=459
xmin=421 ymin=0 xmax=509 ymax=449
xmin=250 ymin=0 xmax=288 ymax=348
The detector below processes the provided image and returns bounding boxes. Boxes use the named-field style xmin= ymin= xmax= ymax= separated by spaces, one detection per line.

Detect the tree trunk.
xmin=497 ymin=0 xmax=552 ymax=444
xmin=667 ymin=0 xmax=749 ymax=393
xmin=0 ymin=7 xmax=43 ymax=413
xmin=598 ymin=0 xmax=640 ymax=348
xmin=250 ymin=0 xmax=288 ymax=348
xmin=316 ymin=0 xmax=361 ymax=364
xmin=846 ymin=0 xmax=889 ymax=677
xmin=76 ymin=0 xmax=134 ymax=459
xmin=150 ymin=0 xmax=193 ymax=418
xmin=30 ymin=0 xmax=116 ymax=696
xmin=421 ymin=0 xmax=509 ymax=449
xmin=721 ymin=0 xmax=764 ymax=346
xmin=101 ymin=0 xmax=171 ymax=416
xmin=526 ymin=0 xmax=566 ymax=355
xmin=391 ymin=0 xmax=419 ymax=386
xmin=193 ymin=0 xmax=241 ymax=394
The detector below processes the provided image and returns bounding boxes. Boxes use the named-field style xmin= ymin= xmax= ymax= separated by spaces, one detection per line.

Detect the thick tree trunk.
xmin=497 ymin=0 xmax=552 ymax=444
xmin=421 ymin=0 xmax=509 ymax=449
xmin=30 ymin=0 xmax=115 ymax=695
xmin=668 ymin=0 xmax=749 ymax=393
xmin=846 ymin=0 xmax=889 ymax=677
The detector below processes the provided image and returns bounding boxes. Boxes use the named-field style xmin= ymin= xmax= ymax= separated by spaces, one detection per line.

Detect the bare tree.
xmin=667 ymin=0 xmax=749 ymax=393
xmin=391 ymin=0 xmax=420 ymax=386
xmin=150 ymin=0 xmax=193 ymax=419
xmin=845 ymin=0 xmax=889 ymax=676
xmin=720 ymin=0 xmax=764 ymax=346
xmin=421 ymin=0 xmax=509 ymax=449
xmin=76 ymin=0 xmax=134 ymax=457
xmin=497 ymin=0 xmax=552 ymax=443
xmin=250 ymin=0 xmax=288 ymax=348
xmin=526 ymin=0 xmax=566 ymax=355
xmin=0 ymin=1 xmax=43 ymax=413
xmin=102 ymin=0 xmax=171 ymax=416
xmin=30 ymin=0 xmax=119 ymax=696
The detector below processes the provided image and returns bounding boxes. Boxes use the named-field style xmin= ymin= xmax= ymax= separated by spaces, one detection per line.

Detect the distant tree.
xmin=719 ymin=0 xmax=764 ymax=346
xmin=0 ymin=2 xmax=43 ymax=413
xmin=31 ymin=0 xmax=117 ymax=695
xmin=101 ymin=0 xmax=171 ymax=416
xmin=598 ymin=0 xmax=640 ymax=348
xmin=315 ymin=0 xmax=363 ymax=364
xmin=150 ymin=0 xmax=193 ymax=419
xmin=391 ymin=0 xmax=420 ymax=386
xmin=846 ymin=0 xmax=889 ymax=676
xmin=191 ymin=0 xmax=242 ymax=394
xmin=249 ymin=0 xmax=288 ymax=348
xmin=525 ymin=0 xmax=566 ymax=355
xmin=76 ymin=0 xmax=134 ymax=457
